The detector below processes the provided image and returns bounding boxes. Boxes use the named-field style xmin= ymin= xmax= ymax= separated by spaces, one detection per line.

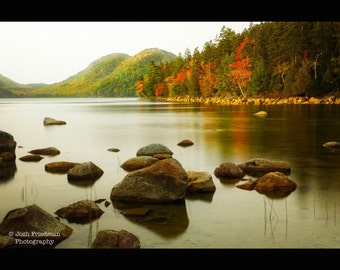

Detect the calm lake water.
xmin=0 ymin=97 xmax=339 ymax=249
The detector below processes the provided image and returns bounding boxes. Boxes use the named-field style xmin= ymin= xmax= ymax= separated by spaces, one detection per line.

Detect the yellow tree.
xmin=199 ymin=61 xmax=218 ymax=97
xmin=135 ymin=80 xmax=145 ymax=97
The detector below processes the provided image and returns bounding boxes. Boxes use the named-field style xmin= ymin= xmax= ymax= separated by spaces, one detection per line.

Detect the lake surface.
xmin=0 ymin=97 xmax=339 ymax=249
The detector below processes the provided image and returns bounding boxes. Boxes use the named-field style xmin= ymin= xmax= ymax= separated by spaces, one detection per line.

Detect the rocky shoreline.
xmin=166 ymin=94 xmax=340 ymax=105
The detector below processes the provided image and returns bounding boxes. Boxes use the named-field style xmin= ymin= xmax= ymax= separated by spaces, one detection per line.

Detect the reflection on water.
xmin=0 ymin=164 xmax=16 ymax=183
xmin=0 ymin=98 xmax=339 ymax=248
xmin=263 ymin=196 xmax=289 ymax=242
xmin=67 ymin=178 xmax=99 ymax=188
xmin=112 ymin=200 xmax=189 ymax=238
xmin=185 ymin=192 xmax=214 ymax=203
xmin=21 ymin=174 xmax=39 ymax=205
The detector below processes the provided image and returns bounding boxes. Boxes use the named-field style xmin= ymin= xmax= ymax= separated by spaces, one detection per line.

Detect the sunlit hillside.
xmin=0 ymin=48 xmax=176 ymax=97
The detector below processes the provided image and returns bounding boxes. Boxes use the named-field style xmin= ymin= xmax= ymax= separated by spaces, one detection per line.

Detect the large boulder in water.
xmin=0 ymin=204 xmax=73 ymax=248
xmin=111 ymin=158 xmax=188 ymax=203
xmin=0 ymin=130 xmax=16 ymax=168
xmin=0 ymin=130 xmax=17 ymax=181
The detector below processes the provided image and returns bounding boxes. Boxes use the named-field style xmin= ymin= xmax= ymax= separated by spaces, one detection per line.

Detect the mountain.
xmin=0 ymin=48 xmax=177 ymax=98
xmin=0 ymin=74 xmax=36 ymax=97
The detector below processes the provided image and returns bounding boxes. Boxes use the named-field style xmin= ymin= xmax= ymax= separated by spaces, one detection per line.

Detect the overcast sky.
xmin=0 ymin=21 xmax=258 ymax=84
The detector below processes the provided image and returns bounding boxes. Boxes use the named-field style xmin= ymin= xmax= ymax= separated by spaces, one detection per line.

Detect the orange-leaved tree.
xmin=229 ymin=37 xmax=253 ymax=97
xmin=174 ymin=68 xmax=189 ymax=96
xmin=154 ymin=82 xmax=169 ymax=97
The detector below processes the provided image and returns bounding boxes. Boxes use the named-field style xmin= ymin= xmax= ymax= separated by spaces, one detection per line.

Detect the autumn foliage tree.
xmin=136 ymin=22 xmax=339 ymax=100
xmin=172 ymin=68 xmax=189 ymax=96
xmin=199 ymin=61 xmax=218 ymax=97
xmin=154 ymin=82 xmax=169 ymax=97
xmin=135 ymin=80 xmax=145 ymax=97
xmin=229 ymin=37 xmax=253 ymax=97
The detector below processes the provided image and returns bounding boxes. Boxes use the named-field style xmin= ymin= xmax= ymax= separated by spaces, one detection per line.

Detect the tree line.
xmin=136 ymin=22 xmax=340 ymax=99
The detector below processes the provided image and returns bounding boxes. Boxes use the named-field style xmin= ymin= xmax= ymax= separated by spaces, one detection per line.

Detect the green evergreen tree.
xmin=247 ymin=59 xmax=270 ymax=96
xmin=187 ymin=48 xmax=201 ymax=97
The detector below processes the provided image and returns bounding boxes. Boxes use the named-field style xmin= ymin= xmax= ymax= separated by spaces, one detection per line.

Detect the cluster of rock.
xmin=0 ymin=202 xmax=140 ymax=249
xmin=0 ymin=137 xmax=218 ymax=248
xmin=19 ymin=146 xmax=61 ymax=162
xmin=213 ymin=158 xmax=296 ymax=197
xmin=111 ymin=143 xmax=216 ymax=204
xmin=0 ymin=135 xmax=212 ymax=248
xmin=1 ymin=124 xmax=339 ymax=248
xmin=0 ymin=121 xmax=135 ymax=248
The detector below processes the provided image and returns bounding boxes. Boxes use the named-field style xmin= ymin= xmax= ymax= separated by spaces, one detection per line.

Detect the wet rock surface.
xmin=28 ymin=147 xmax=61 ymax=156
xmin=91 ymin=229 xmax=140 ymax=249
xmin=55 ymin=199 xmax=104 ymax=224
xmin=45 ymin=161 xmax=80 ymax=173
xmin=111 ymin=158 xmax=188 ymax=203
xmin=0 ymin=204 xmax=73 ymax=248
xmin=67 ymin=161 xmax=104 ymax=181
xmin=43 ymin=117 xmax=67 ymax=125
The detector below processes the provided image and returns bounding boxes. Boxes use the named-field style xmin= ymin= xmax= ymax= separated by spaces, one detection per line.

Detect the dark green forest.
xmin=0 ymin=22 xmax=339 ymax=99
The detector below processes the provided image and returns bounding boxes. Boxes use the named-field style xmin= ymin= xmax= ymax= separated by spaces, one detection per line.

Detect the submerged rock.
xmin=238 ymin=158 xmax=291 ymax=176
xmin=214 ymin=162 xmax=245 ymax=179
xmin=55 ymin=199 xmax=104 ymax=224
xmin=322 ymin=141 xmax=340 ymax=149
xmin=43 ymin=117 xmax=66 ymax=125
xmin=45 ymin=161 xmax=80 ymax=173
xmin=177 ymin=139 xmax=194 ymax=147
xmin=28 ymin=147 xmax=61 ymax=156
xmin=19 ymin=154 xmax=44 ymax=162
xmin=254 ymin=110 xmax=268 ymax=116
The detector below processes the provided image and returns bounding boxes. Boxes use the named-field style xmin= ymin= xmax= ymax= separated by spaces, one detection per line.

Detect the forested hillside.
xmin=0 ymin=74 xmax=34 ymax=97
xmin=137 ymin=22 xmax=340 ymax=99
xmin=0 ymin=48 xmax=176 ymax=97
xmin=1 ymin=22 xmax=339 ymax=99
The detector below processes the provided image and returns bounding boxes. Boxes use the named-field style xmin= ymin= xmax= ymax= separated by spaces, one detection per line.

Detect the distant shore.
xmin=166 ymin=94 xmax=340 ymax=105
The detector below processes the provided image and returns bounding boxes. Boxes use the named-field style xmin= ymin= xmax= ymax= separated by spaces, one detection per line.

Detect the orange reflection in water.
xmin=229 ymin=109 xmax=250 ymax=156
